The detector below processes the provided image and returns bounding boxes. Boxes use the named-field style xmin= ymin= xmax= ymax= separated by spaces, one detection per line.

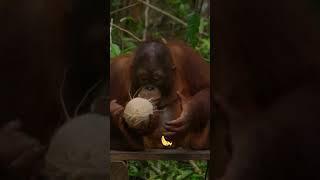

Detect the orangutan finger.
xmin=165 ymin=117 xmax=186 ymax=126
xmin=114 ymin=108 xmax=124 ymax=116
xmin=177 ymin=91 xmax=187 ymax=102
xmin=110 ymin=99 xmax=117 ymax=103
xmin=164 ymin=123 xmax=188 ymax=132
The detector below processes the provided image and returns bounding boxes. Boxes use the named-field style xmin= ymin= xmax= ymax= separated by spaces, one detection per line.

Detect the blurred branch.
xmin=150 ymin=162 xmax=162 ymax=176
xmin=199 ymin=0 xmax=204 ymax=14
xmin=110 ymin=18 xmax=113 ymax=46
xmin=112 ymin=24 xmax=142 ymax=42
xmin=189 ymin=160 xmax=202 ymax=174
xmin=201 ymin=57 xmax=210 ymax=63
xmin=201 ymin=32 xmax=209 ymax=36
xmin=161 ymin=37 xmax=168 ymax=44
xmin=143 ymin=0 xmax=149 ymax=40
xmin=137 ymin=0 xmax=188 ymax=27
xmin=60 ymin=67 xmax=71 ymax=121
xmin=110 ymin=2 xmax=140 ymax=15
xmin=74 ymin=80 xmax=103 ymax=117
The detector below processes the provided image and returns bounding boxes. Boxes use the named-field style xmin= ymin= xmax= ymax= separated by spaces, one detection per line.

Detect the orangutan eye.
xmin=137 ymin=70 xmax=148 ymax=81
xmin=139 ymin=74 xmax=148 ymax=82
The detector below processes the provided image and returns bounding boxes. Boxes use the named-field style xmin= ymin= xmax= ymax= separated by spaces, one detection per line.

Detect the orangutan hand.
xmin=164 ymin=91 xmax=193 ymax=136
xmin=110 ymin=99 xmax=124 ymax=126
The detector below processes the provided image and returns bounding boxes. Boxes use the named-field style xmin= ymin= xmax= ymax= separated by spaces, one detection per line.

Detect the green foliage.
xmin=120 ymin=16 xmax=145 ymax=35
xmin=165 ymin=0 xmax=191 ymax=17
xmin=194 ymin=17 xmax=210 ymax=61
xmin=121 ymin=37 xmax=137 ymax=54
xmin=199 ymin=17 xmax=209 ymax=34
xmin=185 ymin=12 xmax=201 ymax=48
xmin=128 ymin=160 xmax=207 ymax=180
xmin=110 ymin=0 xmax=210 ymax=62
xmin=196 ymin=38 xmax=210 ymax=61
xmin=111 ymin=0 xmax=121 ymax=10
xmin=110 ymin=43 xmax=121 ymax=58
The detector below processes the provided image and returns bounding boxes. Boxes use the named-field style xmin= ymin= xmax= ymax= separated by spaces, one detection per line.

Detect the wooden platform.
xmin=110 ymin=149 xmax=210 ymax=161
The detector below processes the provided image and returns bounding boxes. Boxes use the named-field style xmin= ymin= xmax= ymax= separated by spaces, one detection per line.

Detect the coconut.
xmin=123 ymin=97 xmax=154 ymax=129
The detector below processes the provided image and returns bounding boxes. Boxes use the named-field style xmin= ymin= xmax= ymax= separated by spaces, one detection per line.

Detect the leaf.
xmin=176 ymin=170 xmax=193 ymax=180
xmin=199 ymin=17 xmax=209 ymax=34
xmin=110 ymin=43 xmax=121 ymax=58
xmin=166 ymin=0 xmax=179 ymax=5
xmin=121 ymin=38 xmax=137 ymax=54
xmin=128 ymin=165 xmax=139 ymax=176
xmin=111 ymin=0 xmax=121 ymax=8
xmin=185 ymin=12 xmax=200 ymax=48
xmin=190 ymin=173 xmax=204 ymax=180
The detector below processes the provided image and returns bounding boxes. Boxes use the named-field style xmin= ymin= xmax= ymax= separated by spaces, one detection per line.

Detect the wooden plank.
xmin=111 ymin=149 xmax=210 ymax=161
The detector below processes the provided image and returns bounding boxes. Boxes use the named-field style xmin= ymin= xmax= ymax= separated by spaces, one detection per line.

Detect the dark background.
xmin=213 ymin=0 xmax=320 ymax=179
xmin=0 ymin=0 xmax=108 ymax=179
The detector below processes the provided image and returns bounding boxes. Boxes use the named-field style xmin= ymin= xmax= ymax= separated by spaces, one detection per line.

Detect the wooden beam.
xmin=110 ymin=149 xmax=210 ymax=161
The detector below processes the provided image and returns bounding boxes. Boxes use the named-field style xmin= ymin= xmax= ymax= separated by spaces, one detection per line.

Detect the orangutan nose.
xmin=145 ymin=85 xmax=155 ymax=91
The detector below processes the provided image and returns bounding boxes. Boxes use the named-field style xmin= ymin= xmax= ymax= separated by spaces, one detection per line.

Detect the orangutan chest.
xmin=143 ymin=100 xmax=191 ymax=149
